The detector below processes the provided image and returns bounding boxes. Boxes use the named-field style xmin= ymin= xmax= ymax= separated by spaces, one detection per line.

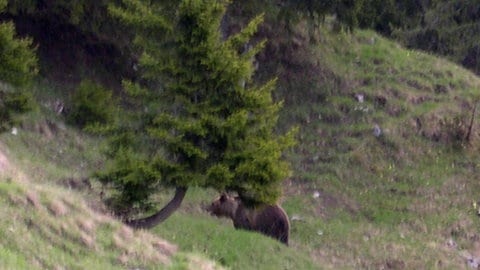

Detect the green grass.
xmin=155 ymin=213 xmax=316 ymax=270
xmin=0 ymin=115 xmax=105 ymax=182
xmin=275 ymin=24 xmax=480 ymax=269
xmin=0 ymin=97 xmax=225 ymax=268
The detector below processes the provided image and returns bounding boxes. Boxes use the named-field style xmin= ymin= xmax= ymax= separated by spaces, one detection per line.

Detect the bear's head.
xmin=206 ymin=193 xmax=239 ymax=218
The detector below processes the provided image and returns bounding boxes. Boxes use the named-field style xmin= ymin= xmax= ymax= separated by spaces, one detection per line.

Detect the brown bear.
xmin=206 ymin=193 xmax=290 ymax=245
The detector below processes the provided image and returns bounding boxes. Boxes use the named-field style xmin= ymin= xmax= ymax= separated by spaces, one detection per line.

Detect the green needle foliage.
xmin=98 ymin=0 xmax=296 ymax=218
xmin=67 ymin=80 xmax=116 ymax=129
xmin=0 ymin=0 xmax=37 ymax=132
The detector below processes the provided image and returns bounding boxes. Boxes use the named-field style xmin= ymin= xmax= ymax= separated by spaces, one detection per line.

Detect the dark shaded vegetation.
xmin=354 ymin=0 xmax=480 ymax=75
xmin=3 ymin=0 xmax=479 ymax=95
xmin=2 ymin=0 xmax=137 ymax=90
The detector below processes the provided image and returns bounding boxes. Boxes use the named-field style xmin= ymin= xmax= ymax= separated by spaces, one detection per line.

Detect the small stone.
xmin=355 ymin=93 xmax=364 ymax=103
xmin=467 ymin=257 xmax=480 ymax=269
xmin=373 ymin=124 xmax=382 ymax=137
xmin=291 ymin=214 xmax=303 ymax=222
xmin=446 ymin=238 xmax=457 ymax=249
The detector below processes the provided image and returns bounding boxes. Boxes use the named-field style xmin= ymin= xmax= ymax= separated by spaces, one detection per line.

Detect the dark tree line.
xmin=3 ymin=0 xmax=478 ymax=83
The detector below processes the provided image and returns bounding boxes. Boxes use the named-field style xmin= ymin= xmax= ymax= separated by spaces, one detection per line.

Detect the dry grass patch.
xmin=48 ymin=199 xmax=69 ymax=216
xmin=0 ymin=147 xmax=10 ymax=172
xmin=0 ymin=148 xmax=181 ymax=269
xmin=26 ymin=190 xmax=41 ymax=209
xmin=80 ymin=231 xmax=96 ymax=249
xmin=77 ymin=217 xmax=96 ymax=235
xmin=113 ymin=226 xmax=177 ymax=266
xmin=186 ymin=254 xmax=225 ymax=270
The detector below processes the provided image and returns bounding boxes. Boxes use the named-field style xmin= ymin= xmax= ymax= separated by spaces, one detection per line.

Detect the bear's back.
xmin=252 ymin=205 xmax=290 ymax=245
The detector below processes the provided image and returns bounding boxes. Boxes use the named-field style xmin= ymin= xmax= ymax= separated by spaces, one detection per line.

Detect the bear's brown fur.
xmin=207 ymin=193 xmax=290 ymax=245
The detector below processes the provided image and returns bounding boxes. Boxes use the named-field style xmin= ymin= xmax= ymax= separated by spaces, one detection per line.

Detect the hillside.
xmin=154 ymin=25 xmax=480 ymax=269
xmin=275 ymin=25 xmax=480 ymax=268
xmin=2 ymin=19 xmax=480 ymax=270
xmin=0 ymin=116 xmax=222 ymax=269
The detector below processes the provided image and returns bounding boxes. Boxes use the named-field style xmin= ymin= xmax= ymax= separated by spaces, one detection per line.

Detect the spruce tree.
xmin=99 ymin=0 xmax=295 ymax=228
xmin=0 ymin=0 xmax=37 ymax=131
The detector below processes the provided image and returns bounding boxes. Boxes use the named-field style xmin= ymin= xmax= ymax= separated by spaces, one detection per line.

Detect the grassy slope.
xmin=3 ymin=25 xmax=480 ymax=269
xmin=134 ymin=26 xmax=480 ymax=269
xmin=0 ymin=107 xmax=222 ymax=269
xmin=276 ymin=27 xmax=480 ymax=268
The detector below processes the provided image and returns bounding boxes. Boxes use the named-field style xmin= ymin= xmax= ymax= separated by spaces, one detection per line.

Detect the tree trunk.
xmin=125 ymin=187 xmax=188 ymax=229
xmin=466 ymin=102 xmax=477 ymax=143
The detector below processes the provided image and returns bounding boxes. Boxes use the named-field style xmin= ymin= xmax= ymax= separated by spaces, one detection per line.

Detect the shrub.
xmin=0 ymin=2 xmax=38 ymax=132
xmin=67 ymin=80 xmax=116 ymax=129
xmin=0 ymin=87 xmax=33 ymax=131
xmin=0 ymin=22 xmax=37 ymax=87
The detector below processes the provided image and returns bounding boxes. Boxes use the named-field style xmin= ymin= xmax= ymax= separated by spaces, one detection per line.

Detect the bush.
xmin=0 ymin=87 xmax=33 ymax=131
xmin=0 ymin=2 xmax=38 ymax=132
xmin=0 ymin=22 xmax=37 ymax=87
xmin=67 ymin=80 xmax=116 ymax=128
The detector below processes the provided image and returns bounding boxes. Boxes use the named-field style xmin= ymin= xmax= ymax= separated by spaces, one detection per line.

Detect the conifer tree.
xmin=0 ymin=0 xmax=37 ymax=131
xmin=99 ymin=0 xmax=295 ymax=229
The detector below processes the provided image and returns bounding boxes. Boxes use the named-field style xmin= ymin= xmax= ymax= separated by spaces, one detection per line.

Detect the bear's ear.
xmin=220 ymin=193 xmax=227 ymax=202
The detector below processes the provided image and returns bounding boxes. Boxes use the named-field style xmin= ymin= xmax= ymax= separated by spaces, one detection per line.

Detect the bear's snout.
xmin=204 ymin=202 xmax=215 ymax=214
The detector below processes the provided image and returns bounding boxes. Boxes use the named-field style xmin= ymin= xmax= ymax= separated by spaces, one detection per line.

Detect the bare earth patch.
xmin=0 ymin=147 xmax=10 ymax=173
